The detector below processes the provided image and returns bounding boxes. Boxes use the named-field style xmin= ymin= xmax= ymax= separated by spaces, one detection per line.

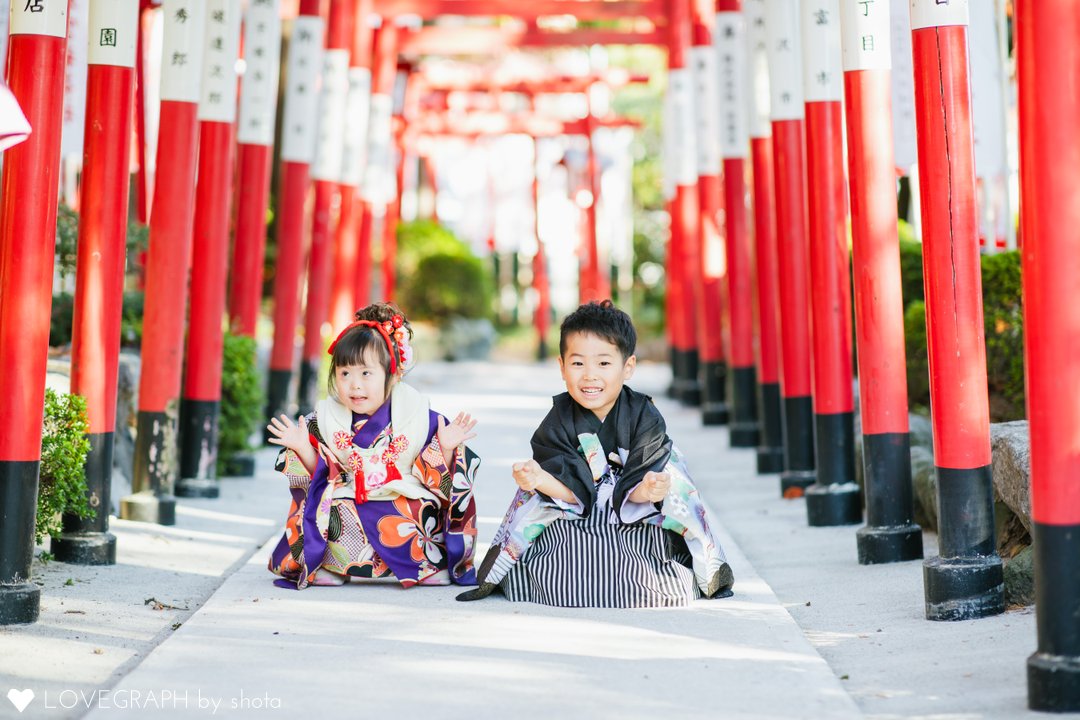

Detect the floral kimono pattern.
xmin=481 ymin=432 xmax=727 ymax=597
xmin=269 ymin=383 xmax=479 ymax=589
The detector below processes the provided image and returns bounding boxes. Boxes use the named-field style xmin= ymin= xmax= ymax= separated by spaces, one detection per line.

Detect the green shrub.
xmin=897 ymin=232 xmax=925 ymax=309
xmin=403 ymin=253 xmax=493 ymax=323
xmin=55 ymin=205 xmax=79 ymax=287
xmin=396 ymin=220 xmax=474 ymax=280
xmin=901 ymin=249 xmax=1026 ymax=421
xmin=981 ymin=251 xmax=1025 ymax=421
xmin=121 ymin=290 xmax=144 ymax=348
xmin=216 ymin=332 xmax=264 ymax=475
xmin=38 ymin=390 xmax=93 ymax=545
xmin=50 ymin=292 xmax=75 ymax=347
xmin=904 ymin=301 xmax=931 ymax=413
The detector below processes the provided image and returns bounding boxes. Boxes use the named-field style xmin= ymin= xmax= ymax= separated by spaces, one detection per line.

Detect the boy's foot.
xmin=705 ymin=563 xmax=734 ymax=599
xmin=455 ymin=582 xmax=500 ymax=602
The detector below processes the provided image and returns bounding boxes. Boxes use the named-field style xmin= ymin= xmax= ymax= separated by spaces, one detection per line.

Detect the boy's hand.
xmin=634 ymin=470 xmax=672 ymax=504
xmin=512 ymin=459 xmax=545 ymax=492
xmin=266 ymin=414 xmax=310 ymax=455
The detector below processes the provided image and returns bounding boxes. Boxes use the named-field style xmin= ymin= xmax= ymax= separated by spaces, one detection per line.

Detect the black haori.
xmin=531 ymin=386 xmax=672 ymax=517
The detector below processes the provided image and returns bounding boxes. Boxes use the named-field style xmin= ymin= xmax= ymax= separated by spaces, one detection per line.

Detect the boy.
xmin=458 ymin=301 xmax=733 ymax=606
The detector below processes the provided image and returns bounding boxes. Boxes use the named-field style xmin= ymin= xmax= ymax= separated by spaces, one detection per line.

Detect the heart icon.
xmin=7 ymin=689 xmax=34 ymax=713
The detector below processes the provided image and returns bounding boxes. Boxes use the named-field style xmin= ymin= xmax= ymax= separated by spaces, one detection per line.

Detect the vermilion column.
xmin=765 ymin=0 xmax=815 ymax=496
xmin=177 ymin=0 xmax=242 ymax=497
xmin=53 ymin=0 xmax=139 ymax=567
xmin=329 ymin=0 xmax=374 ymax=332
xmin=298 ymin=0 xmax=353 ymax=413
xmin=910 ymin=0 xmax=1002 ymax=622
xmin=532 ymin=136 xmax=551 ymax=359
xmin=669 ymin=0 xmax=703 ymax=406
xmin=840 ymin=0 xmax=921 ymax=564
xmin=800 ymin=0 xmax=860 ymax=526
xmin=746 ymin=0 xmax=784 ymax=473
xmin=716 ymin=0 xmax=758 ymax=446
xmin=361 ymin=22 xmax=399 ymax=300
xmin=264 ymin=0 xmax=324 ymax=437
xmin=661 ymin=79 xmax=682 ymax=396
xmin=229 ymin=0 xmax=282 ymax=337
xmin=123 ymin=0 xmax=205 ymax=526
xmin=0 ymin=0 xmax=69 ymax=625
xmin=381 ymin=62 xmax=409 ymax=303
xmin=1017 ymin=1 xmax=1080 ymax=708
xmin=692 ymin=1 xmax=729 ymax=425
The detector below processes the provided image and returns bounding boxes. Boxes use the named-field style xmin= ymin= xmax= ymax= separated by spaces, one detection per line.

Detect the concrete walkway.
xmin=1 ymin=360 xmax=1061 ymax=719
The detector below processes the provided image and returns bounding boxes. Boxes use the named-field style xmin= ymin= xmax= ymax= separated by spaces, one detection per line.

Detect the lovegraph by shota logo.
xmin=6 ymin=687 xmax=284 ymax=714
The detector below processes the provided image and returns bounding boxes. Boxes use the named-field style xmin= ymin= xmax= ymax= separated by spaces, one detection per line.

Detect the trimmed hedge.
xmin=900 ymin=241 xmax=1024 ymax=422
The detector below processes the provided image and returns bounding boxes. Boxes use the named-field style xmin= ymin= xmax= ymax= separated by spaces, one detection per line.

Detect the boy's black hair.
xmin=559 ymin=300 xmax=636 ymax=361
xmin=327 ymin=302 xmax=412 ymax=398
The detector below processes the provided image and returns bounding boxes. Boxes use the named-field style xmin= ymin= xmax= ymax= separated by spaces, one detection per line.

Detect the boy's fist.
xmin=512 ymin=459 xmax=544 ymax=492
xmin=640 ymin=470 xmax=672 ymax=503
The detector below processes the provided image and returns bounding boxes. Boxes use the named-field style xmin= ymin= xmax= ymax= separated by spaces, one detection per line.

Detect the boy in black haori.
xmin=458 ymin=301 xmax=733 ymax=607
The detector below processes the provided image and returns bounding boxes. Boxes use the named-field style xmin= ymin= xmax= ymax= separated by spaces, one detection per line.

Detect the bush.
xmin=37 ymin=390 xmax=93 ymax=545
xmin=396 ymin=220 xmax=474 ymax=280
xmin=981 ymin=252 xmax=1025 ymax=421
xmin=403 ymin=253 xmax=493 ymax=323
xmin=897 ymin=231 xmax=925 ymax=309
xmin=50 ymin=292 xmax=75 ymax=347
xmin=55 ymin=205 xmax=79 ymax=288
xmin=901 ymin=248 xmax=1025 ymax=421
xmin=121 ymin=290 xmax=144 ymax=348
xmin=216 ymin=332 xmax=264 ymax=475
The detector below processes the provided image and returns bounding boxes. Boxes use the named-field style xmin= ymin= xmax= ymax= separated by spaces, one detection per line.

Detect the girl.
xmin=267 ymin=303 xmax=480 ymax=589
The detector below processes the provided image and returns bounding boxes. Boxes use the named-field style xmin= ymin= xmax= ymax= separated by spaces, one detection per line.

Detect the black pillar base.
xmin=178 ymin=399 xmax=220 ymax=498
xmin=175 ymin=479 xmax=221 ymax=498
xmin=50 ymin=532 xmax=117 ymax=565
xmin=264 ymin=368 xmax=293 ymax=444
xmin=756 ymin=382 xmax=784 ymax=474
xmin=1028 ymin=654 xmax=1080 ymax=713
xmin=856 ymin=523 xmax=923 ymax=565
xmin=672 ymin=349 xmax=702 ymax=406
xmin=756 ymin=447 xmax=785 ymax=474
xmin=1 ymin=460 xmax=40 ymax=621
xmin=119 ymin=491 xmax=177 ymax=526
xmin=297 ymin=359 xmax=320 ymax=416
xmin=701 ymin=360 xmax=729 ymax=425
xmin=923 ymin=554 xmax=1005 ymax=621
xmin=221 ymin=453 xmax=256 ymax=478
xmin=1027 ymin=521 xmax=1080 ymax=711
xmin=860 ymin=432 xmax=921 ymax=563
xmin=806 ymin=483 xmax=862 ymax=526
xmin=780 ymin=470 xmax=816 ymax=497
xmin=780 ymin=395 xmax=815 ymax=496
xmin=666 ymin=346 xmax=677 ymax=399
xmin=729 ymin=366 xmax=759 ymax=447
xmin=0 ymin=582 xmax=39 ymax=625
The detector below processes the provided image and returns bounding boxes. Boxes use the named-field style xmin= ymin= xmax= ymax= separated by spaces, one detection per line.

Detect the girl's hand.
xmin=512 ymin=459 xmax=544 ymax=492
xmin=438 ymin=412 xmax=478 ymax=464
xmin=266 ymin=414 xmax=311 ymax=455
xmin=633 ymin=470 xmax=672 ymax=504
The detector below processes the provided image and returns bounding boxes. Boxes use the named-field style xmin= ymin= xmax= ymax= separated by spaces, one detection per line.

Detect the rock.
xmin=909 ymin=412 xmax=934 ymax=451
xmin=990 ymin=421 xmax=1032 ymax=534
xmin=1004 ymin=544 xmax=1035 ymax=606
xmin=910 ymin=445 xmax=937 ymax=532
xmin=439 ymin=318 xmax=495 ymax=361
xmin=113 ymin=352 xmax=140 ymax=488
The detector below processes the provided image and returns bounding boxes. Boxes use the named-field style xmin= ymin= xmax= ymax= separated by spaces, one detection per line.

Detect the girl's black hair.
xmin=327 ymin=302 xmax=413 ymax=399
xmin=559 ymin=300 xmax=637 ymax=360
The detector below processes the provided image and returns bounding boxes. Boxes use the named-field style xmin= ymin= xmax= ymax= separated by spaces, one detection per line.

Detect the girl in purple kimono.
xmin=266 ymin=303 xmax=480 ymax=589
